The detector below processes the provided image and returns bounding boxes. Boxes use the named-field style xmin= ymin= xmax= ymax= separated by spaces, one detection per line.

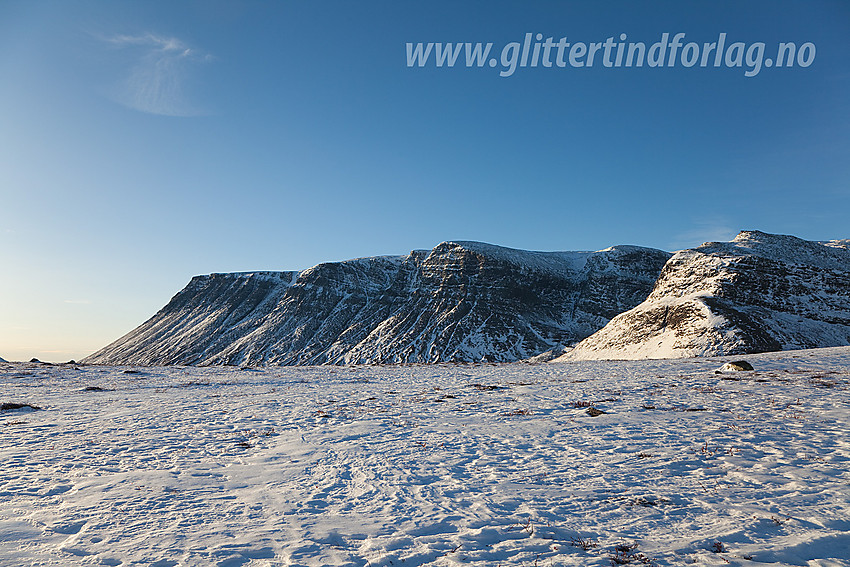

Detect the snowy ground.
xmin=1 ymin=348 xmax=849 ymax=567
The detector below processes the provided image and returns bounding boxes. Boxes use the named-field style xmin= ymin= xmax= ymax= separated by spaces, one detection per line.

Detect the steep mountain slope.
xmin=84 ymin=241 xmax=670 ymax=366
xmin=564 ymin=231 xmax=850 ymax=360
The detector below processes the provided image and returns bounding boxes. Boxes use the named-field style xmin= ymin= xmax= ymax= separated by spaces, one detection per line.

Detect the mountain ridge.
xmin=84 ymin=240 xmax=671 ymax=366
xmin=562 ymin=230 xmax=850 ymax=360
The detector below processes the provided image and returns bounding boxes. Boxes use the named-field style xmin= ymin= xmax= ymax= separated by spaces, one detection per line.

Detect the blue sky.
xmin=1 ymin=1 xmax=848 ymax=361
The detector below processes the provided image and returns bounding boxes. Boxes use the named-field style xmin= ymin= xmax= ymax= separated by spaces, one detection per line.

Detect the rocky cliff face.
xmin=84 ymin=241 xmax=670 ymax=366
xmin=563 ymin=231 xmax=850 ymax=360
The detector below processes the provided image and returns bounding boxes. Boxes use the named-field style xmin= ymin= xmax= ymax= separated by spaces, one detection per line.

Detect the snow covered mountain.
xmin=84 ymin=241 xmax=670 ymax=366
xmin=564 ymin=230 xmax=850 ymax=360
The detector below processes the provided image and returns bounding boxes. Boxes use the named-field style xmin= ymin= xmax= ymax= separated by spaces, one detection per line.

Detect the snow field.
xmin=1 ymin=348 xmax=849 ymax=566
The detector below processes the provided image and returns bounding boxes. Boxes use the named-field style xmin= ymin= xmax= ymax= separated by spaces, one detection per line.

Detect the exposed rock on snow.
xmin=718 ymin=360 xmax=754 ymax=372
xmin=1 ymin=402 xmax=41 ymax=411
xmin=84 ymin=241 xmax=670 ymax=366
xmin=564 ymin=231 xmax=850 ymax=360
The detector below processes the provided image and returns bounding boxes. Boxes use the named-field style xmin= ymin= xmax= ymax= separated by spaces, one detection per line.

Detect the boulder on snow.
xmin=717 ymin=360 xmax=754 ymax=373
xmin=1 ymin=402 xmax=41 ymax=412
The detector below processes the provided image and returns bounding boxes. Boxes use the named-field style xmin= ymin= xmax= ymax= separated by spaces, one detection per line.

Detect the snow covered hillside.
xmin=84 ymin=241 xmax=670 ymax=366
xmin=2 ymin=349 xmax=849 ymax=566
xmin=565 ymin=231 xmax=850 ymax=360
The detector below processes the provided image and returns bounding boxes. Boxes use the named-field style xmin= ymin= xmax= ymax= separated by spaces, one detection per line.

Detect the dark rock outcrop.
xmin=1 ymin=402 xmax=41 ymax=411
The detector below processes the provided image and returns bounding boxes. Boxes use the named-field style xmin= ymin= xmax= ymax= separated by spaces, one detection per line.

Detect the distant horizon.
xmin=2 ymin=1 xmax=848 ymax=362
xmin=3 ymin=226 xmax=847 ymax=364
xmin=2 ymin=226 xmax=849 ymax=364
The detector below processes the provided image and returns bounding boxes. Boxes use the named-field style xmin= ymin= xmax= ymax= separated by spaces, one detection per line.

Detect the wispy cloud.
xmin=101 ymin=33 xmax=212 ymax=117
xmin=668 ymin=219 xmax=738 ymax=251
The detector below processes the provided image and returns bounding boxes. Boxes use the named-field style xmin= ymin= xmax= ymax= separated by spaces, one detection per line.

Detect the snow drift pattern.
xmin=5 ymin=348 xmax=850 ymax=565
xmin=84 ymin=241 xmax=670 ymax=366
xmin=565 ymin=230 xmax=850 ymax=360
